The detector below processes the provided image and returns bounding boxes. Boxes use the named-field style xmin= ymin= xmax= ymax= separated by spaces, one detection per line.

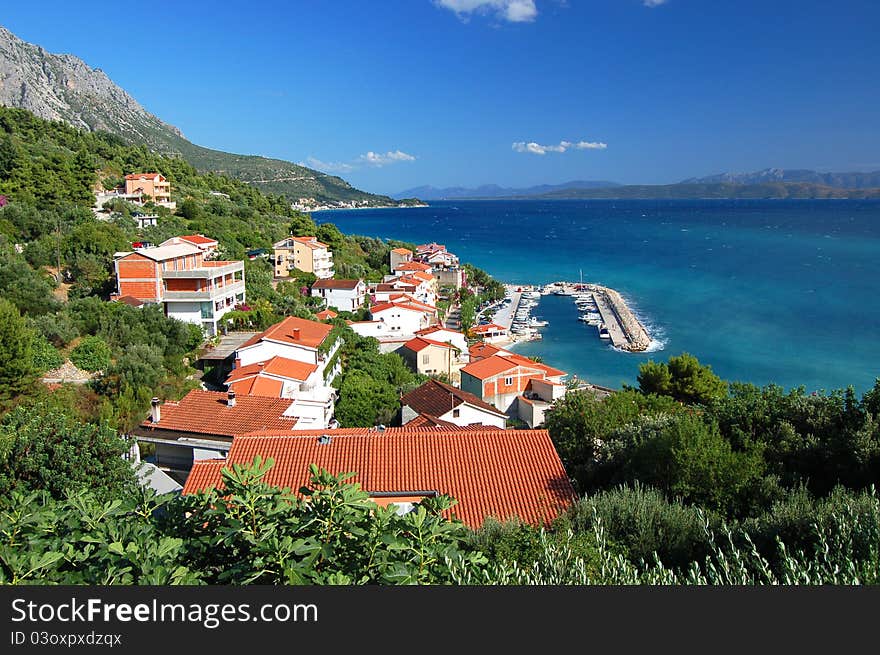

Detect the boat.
xmin=528 ymin=318 xmax=548 ymax=327
xmin=523 ymin=291 xmax=541 ymax=299
xmin=578 ymin=314 xmax=590 ymax=322
xmin=598 ymin=325 xmax=611 ymax=339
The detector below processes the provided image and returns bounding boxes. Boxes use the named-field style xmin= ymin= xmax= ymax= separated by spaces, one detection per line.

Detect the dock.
xmin=542 ymin=281 xmax=652 ymax=352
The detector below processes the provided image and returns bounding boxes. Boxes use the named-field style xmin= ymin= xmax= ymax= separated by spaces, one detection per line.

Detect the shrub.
xmin=69 ymin=335 xmax=112 ymax=371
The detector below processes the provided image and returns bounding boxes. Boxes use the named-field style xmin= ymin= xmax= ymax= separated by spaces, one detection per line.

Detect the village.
xmin=83 ymin=171 xmax=590 ymax=527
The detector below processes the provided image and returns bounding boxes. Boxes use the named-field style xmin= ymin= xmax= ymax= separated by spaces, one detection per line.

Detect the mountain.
xmin=681 ymin=168 xmax=880 ymax=190
xmin=0 ymin=25 xmax=415 ymax=209
xmin=522 ymin=182 xmax=880 ymax=200
xmin=394 ymin=180 xmax=620 ymax=200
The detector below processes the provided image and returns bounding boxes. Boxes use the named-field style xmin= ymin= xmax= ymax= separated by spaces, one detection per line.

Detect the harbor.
xmin=483 ymin=280 xmax=652 ymax=352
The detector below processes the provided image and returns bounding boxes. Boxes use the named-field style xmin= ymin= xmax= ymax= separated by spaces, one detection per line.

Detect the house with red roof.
xmin=310 ymin=278 xmax=366 ymax=312
xmin=350 ymin=299 xmax=439 ymax=340
xmin=415 ymin=326 xmax=469 ymax=355
xmin=273 ymin=236 xmax=334 ymax=279
xmin=400 ymin=379 xmax=508 ymax=429
xmin=460 ymin=352 xmax=568 ymax=427
xmin=468 ymin=322 xmax=509 ymax=343
xmin=111 ymin=240 xmax=245 ymax=336
xmin=181 ymin=426 xmax=575 ymax=528
xmin=389 ymin=247 xmax=413 ymax=271
xmin=160 ymin=234 xmax=219 ymax=259
xmin=315 ymin=309 xmax=338 ymax=321
xmin=124 ymin=172 xmax=175 ymax=209
xmin=132 ymin=390 xmax=300 ymax=483
xmin=234 ymin=316 xmax=342 ymax=384
xmin=399 ymin=336 xmax=460 ymax=380
xmin=224 ymin=355 xmax=336 ymax=431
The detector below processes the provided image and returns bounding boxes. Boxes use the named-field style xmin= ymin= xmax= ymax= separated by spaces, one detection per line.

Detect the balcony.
xmin=163 ymin=279 xmax=245 ymax=301
xmin=162 ymin=262 xmax=244 ymax=279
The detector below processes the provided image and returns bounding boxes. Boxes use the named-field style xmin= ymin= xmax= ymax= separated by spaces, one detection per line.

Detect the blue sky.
xmin=3 ymin=1 xmax=879 ymax=194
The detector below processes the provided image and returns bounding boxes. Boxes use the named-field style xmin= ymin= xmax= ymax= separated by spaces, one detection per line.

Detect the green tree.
xmin=0 ymin=403 xmax=136 ymax=500
xmin=0 ymin=298 xmax=37 ymax=401
xmin=30 ymin=334 xmax=64 ymax=373
xmin=70 ymin=335 xmax=112 ymax=371
xmin=637 ymin=353 xmax=728 ymax=405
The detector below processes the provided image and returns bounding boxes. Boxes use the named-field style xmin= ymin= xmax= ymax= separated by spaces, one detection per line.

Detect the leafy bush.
xmin=563 ymin=483 xmax=717 ymax=569
xmin=70 ymin=335 xmax=111 ymax=371
xmin=30 ymin=334 xmax=64 ymax=372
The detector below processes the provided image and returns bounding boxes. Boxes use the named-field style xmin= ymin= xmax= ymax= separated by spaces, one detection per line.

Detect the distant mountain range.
xmin=0 ymin=25 xmax=406 ymax=208
xmin=401 ymin=169 xmax=880 ymax=201
xmin=394 ymin=180 xmax=620 ymax=200
xmin=681 ymin=168 xmax=880 ymax=189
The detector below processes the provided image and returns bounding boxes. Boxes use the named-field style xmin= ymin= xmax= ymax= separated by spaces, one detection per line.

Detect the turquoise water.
xmin=317 ymin=200 xmax=880 ymax=393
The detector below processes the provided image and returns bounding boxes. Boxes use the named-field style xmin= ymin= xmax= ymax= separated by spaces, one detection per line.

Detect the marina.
xmin=481 ymin=279 xmax=652 ymax=352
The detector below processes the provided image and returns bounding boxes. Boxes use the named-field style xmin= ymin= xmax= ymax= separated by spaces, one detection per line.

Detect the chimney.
xmin=227 ymin=390 xmax=236 ymax=407
xmin=150 ymin=397 xmax=161 ymax=423
xmin=292 ymin=328 xmax=301 ymax=340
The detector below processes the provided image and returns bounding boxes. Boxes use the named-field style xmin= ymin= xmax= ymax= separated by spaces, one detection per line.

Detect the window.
xmin=422 ymin=354 xmax=429 ymax=364
xmin=504 ymin=376 xmax=513 ymax=386
xmin=452 ymin=409 xmax=460 ymax=418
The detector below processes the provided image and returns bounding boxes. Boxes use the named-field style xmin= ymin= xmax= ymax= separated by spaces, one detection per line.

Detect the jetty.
xmin=542 ymin=281 xmax=652 ymax=352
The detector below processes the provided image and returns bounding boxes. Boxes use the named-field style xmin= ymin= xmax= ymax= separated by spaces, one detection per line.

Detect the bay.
xmin=317 ymin=199 xmax=880 ymax=394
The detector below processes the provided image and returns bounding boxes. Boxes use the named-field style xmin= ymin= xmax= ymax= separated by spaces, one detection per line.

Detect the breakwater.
xmin=541 ymin=282 xmax=652 ymax=352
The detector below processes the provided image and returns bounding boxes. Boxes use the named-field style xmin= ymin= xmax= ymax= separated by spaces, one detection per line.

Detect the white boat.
xmin=528 ymin=318 xmax=548 ymax=327
xmin=598 ymin=325 xmax=611 ymax=339
xmin=523 ymin=291 xmax=541 ymax=299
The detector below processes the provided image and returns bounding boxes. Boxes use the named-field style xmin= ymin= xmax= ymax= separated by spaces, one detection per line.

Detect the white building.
xmin=310 ymin=278 xmax=366 ymax=312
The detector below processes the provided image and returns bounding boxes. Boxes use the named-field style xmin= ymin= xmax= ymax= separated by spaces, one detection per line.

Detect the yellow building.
xmin=124 ymin=173 xmax=172 ymax=204
xmin=273 ymin=236 xmax=334 ymax=279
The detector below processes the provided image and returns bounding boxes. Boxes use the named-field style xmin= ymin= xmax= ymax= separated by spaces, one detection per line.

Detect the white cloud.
xmin=434 ymin=0 xmax=538 ymax=23
xmin=358 ymin=150 xmax=417 ymax=167
xmin=302 ymin=150 xmax=417 ymax=173
xmin=300 ymin=157 xmax=354 ymax=174
xmin=512 ymin=139 xmax=607 ymax=155
xmin=643 ymin=0 xmax=667 ymax=7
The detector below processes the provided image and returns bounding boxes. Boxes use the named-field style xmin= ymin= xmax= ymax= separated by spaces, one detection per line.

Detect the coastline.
xmin=310 ymin=202 xmax=429 ymax=213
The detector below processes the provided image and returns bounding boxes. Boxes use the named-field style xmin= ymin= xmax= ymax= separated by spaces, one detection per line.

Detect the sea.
xmin=316 ymin=199 xmax=880 ymax=394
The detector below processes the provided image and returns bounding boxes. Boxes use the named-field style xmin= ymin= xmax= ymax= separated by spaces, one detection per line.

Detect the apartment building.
xmin=273 ymin=236 xmax=334 ymax=279
xmin=112 ymin=241 xmax=245 ymax=335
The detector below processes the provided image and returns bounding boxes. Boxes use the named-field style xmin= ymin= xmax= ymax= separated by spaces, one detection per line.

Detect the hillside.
xmin=681 ymin=167 xmax=880 ymax=189
xmin=0 ymin=25 xmax=413 ymax=209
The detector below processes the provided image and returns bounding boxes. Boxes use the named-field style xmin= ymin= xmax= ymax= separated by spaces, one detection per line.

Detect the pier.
xmin=542 ymin=281 xmax=652 ymax=352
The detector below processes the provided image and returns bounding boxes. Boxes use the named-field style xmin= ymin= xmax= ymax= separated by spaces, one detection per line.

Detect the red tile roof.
xmin=226 ymin=356 xmax=317 ymax=385
xmin=116 ymin=295 xmax=146 ymax=307
xmin=315 ymin=309 xmax=338 ymax=320
xmin=470 ymin=322 xmax=507 ymax=334
xmin=184 ymin=460 xmax=227 ymax=493
xmin=228 ymin=376 xmax=284 ymax=398
xmin=182 ymin=429 xmax=575 ymax=527
xmin=125 ymin=172 xmax=165 ymax=180
xmin=391 ymin=247 xmax=413 ymax=255
xmin=370 ymin=301 xmax=434 ymax=315
xmin=312 ymin=278 xmax=362 ymax=290
xmin=293 ymin=236 xmax=329 ymax=249
xmin=179 ymin=234 xmax=218 ymax=246
xmin=462 ymin=353 xmax=567 ymax=380
xmin=416 ymin=326 xmax=463 ymax=338
xmin=401 ymin=379 xmax=506 ymax=418
xmin=402 ymin=336 xmax=456 ymax=353
xmin=468 ymin=341 xmax=509 ymax=360
xmin=240 ymin=316 xmax=333 ymax=350
xmin=137 ymin=390 xmax=297 ymax=438
xmin=394 ymin=261 xmax=432 ymax=272
xmin=406 ymin=413 xmax=460 ymax=429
